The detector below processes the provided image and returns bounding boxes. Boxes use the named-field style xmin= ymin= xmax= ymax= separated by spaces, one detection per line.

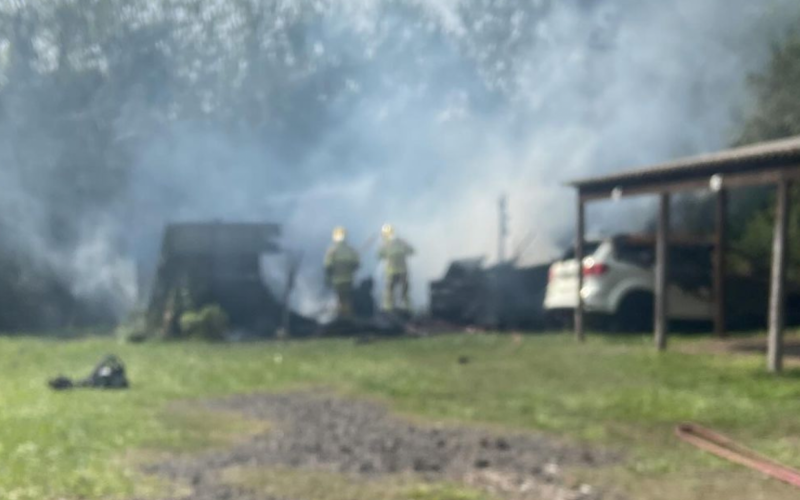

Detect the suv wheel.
xmin=614 ymin=292 xmax=654 ymax=332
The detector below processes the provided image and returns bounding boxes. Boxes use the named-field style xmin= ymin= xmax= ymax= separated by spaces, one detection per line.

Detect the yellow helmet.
xmin=332 ymin=226 xmax=347 ymax=242
xmin=381 ymin=223 xmax=395 ymax=240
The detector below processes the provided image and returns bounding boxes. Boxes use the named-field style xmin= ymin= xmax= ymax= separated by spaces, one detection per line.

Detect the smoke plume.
xmin=0 ymin=0 xmax=798 ymax=320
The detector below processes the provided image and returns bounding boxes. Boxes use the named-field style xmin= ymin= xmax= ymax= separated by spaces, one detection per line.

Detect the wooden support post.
xmin=768 ymin=180 xmax=790 ymax=373
xmin=714 ymin=189 xmax=728 ymax=338
xmin=575 ymin=195 xmax=586 ymax=342
xmin=655 ymin=193 xmax=670 ymax=351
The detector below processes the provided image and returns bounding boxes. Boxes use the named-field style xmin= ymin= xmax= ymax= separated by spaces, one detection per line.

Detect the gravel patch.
xmin=140 ymin=391 xmax=624 ymax=500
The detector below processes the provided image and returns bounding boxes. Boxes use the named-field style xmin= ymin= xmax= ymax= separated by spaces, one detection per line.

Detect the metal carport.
xmin=569 ymin=135 xmax=800 ymax=372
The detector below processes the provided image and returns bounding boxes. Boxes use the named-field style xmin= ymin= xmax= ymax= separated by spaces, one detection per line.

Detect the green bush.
xmin=179 ymin=305 xmax=229 ymax=341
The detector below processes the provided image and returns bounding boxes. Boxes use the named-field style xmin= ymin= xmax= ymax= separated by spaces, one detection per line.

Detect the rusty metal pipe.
xmin=676 ymin=423 xmax=800 ymax=488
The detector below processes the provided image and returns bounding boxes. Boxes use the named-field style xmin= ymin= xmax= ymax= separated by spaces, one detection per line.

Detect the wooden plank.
xmin=714 ymin=189 xmax=728 ymax=337
xmin=654 ymin=193 xmax=670 ymax=351
xmin=579 ymin=165 xmax=800 ymax=202
xmin=768 ymin=180 xmax=790 ymax=373
xmin=575 ymin=195 xmax=586 ymax=342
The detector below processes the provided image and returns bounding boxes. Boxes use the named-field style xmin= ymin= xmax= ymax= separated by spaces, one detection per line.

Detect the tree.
xmin=731 ymin=26 xmax=800 ymax=281
xmin=0 ymin=0 xmax=176 ymax=329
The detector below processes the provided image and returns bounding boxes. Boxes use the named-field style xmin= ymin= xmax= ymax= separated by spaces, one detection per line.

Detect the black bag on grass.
xmin=48 ymin=354 xmax=130 ymax=391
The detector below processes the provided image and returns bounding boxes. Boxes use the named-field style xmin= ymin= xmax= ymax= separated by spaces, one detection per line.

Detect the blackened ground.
xmin=140 ymin=392 xmax=624 ymax=500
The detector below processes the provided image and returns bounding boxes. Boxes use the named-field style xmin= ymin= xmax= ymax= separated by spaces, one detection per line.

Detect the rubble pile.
xmin=430 ymin=258 xmax=549 ymax=330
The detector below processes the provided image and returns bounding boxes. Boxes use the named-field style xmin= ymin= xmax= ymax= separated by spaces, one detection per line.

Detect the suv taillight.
xmin=583 ymin=261 xmax=609 ymax=277
xmin=548 ymin=266 xmax=556 ymax=282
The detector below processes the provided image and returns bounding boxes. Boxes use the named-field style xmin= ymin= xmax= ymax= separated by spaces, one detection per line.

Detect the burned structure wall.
xmin=147 ymin=223 xmax=316 ymax=337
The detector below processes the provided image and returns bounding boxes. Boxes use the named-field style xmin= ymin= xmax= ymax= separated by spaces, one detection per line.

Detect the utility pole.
xmin=498 ymin=194 xmax=508 ymax=264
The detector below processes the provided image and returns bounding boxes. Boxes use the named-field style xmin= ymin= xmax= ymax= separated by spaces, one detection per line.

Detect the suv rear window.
xmin=613 ymin=238 xmax=713 ymax=290
xmin=561 ymin=242 xmax=601 ymax=260
xmin=615 ymin=241 xmax=655 ymax=267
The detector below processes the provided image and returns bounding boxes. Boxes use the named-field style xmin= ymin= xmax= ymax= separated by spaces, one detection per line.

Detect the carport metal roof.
xmin=573 ymin=135 xmax=800 ymax=200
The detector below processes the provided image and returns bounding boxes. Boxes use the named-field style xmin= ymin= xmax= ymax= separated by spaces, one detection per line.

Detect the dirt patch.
xmin=729 ymin=336 xmax=800 ymax=358
xmin=139 ymin=391 xmax=623 ymax=500
xmin=677 ymin=333 xmax=800 ymax=365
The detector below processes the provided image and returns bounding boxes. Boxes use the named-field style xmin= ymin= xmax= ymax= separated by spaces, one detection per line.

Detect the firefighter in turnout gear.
xmin=324 ymin=226 xmax=360 ymax=318
xmin=378 ymin=224 xmax=414 ymax=312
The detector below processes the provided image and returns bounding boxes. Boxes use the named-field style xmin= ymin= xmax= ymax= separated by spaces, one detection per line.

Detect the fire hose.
xmin=676 ymin=423 xmax=800 ymax=488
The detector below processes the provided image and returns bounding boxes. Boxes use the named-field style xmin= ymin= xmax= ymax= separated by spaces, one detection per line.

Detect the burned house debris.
xmin=146 ymin=222 xmax=316 ymax=338
xmin=430 ymin=258 xmax=485 ymax=324
xmin=429 ymin=257 xmax=549 ymax=329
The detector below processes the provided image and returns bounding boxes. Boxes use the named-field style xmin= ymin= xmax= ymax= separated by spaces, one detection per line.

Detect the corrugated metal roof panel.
xmin=571 ymin=135 xmax=800 ymax=189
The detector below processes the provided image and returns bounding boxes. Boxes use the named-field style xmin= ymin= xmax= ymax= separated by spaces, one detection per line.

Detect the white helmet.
xmin=332 ymin=226 xmax=347 ymax=242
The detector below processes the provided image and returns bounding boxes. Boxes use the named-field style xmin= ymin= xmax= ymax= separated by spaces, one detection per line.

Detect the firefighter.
xmin=378 ymin=223 xmax=414 ymax=312
xmin=324 ymin=226 xmax=360 ymax=318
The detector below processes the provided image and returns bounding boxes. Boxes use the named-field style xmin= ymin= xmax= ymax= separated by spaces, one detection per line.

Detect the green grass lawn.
xmin=1 ymin=331 xmax=800 ymax=499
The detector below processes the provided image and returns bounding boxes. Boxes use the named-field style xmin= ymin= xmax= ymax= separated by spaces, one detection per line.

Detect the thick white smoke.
xmin=1 ymin=0 xmax=799 ymax=318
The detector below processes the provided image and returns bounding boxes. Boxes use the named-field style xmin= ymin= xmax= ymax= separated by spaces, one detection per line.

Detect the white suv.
xmin=544 ymin=235 xmax=714 ymax=330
